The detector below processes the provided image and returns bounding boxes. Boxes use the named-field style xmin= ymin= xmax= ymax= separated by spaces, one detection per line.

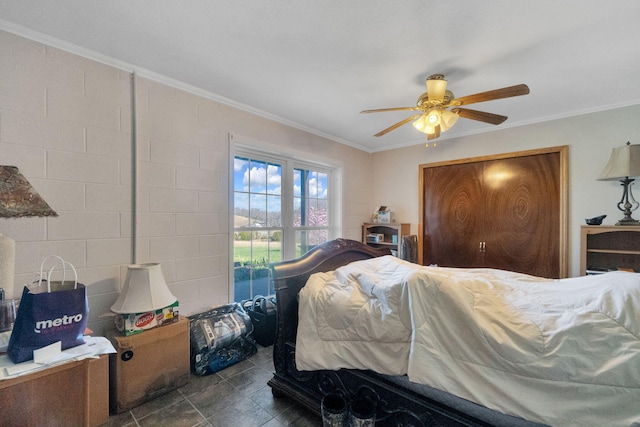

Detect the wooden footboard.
xmin=267 ymin=239 xmax=492 ymax=427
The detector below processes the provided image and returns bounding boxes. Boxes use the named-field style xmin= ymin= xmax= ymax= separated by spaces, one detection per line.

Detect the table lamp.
xmin=598 ymin=142 xmax=640 ymax=226
xmin=110 ymin=263 xmax=177 ymax=313
xmin=0 ymin=166 xmax=58 ymax=298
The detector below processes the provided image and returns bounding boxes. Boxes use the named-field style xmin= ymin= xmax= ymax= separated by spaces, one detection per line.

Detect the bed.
xmin=267 ymin=238 xmax=640 ymax=427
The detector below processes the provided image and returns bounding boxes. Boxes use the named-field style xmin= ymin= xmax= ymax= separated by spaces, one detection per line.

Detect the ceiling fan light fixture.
xmin=440 ymin=109 xmax=459 ymax=131
xmin=413 ymin=109 xmax=445 ymax=135
xmin=412 ymin=114 xmax=428 ymax=132
xmin=426 ymin=109 xmax=441 ymax=127
xmin=426 ymin=74 xmax=447 ymax=102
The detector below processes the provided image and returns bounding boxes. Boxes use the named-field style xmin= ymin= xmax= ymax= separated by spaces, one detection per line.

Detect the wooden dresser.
xmin=0 ymin=355 xmax=109 ymax=427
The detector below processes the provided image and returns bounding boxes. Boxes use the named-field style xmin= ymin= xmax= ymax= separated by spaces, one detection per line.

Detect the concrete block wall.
xmin=0 ymin=29 xmax=373 ymax=335
xmin=133 ymin=77 xmax=230 ymax=321
xmin=0 ymin=32 xmax=133 ymax=335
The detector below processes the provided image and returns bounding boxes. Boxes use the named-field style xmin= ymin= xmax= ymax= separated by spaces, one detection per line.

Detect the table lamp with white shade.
xmin=110 ymin=263 xmax=177 ymax=314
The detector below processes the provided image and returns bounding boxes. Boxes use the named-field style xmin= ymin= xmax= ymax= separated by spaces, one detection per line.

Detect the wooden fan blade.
xmin=374 ymin=114 xmax=423 ymax=137
xmin=451 ymin=84 xmax=529 ymax=106
xmin=427 ymin=125 xmax=441 ymax=140
xmin=361 ymin=106 xmax=419 ymax=114
xmin=454 ymin=108 xmax=508 ymax=125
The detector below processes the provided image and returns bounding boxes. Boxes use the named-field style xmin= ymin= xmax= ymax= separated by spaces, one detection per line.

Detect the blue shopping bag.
xmin=7 ymin=256 xmax=88 ymax=363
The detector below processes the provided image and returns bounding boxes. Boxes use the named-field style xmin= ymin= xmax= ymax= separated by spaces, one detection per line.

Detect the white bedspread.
xmin=295 ymin=256 xmax=640 ymax=427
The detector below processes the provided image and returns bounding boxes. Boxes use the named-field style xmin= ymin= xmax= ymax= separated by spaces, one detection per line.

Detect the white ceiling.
xmin=1 ymin=0 xmax=640 ymax=152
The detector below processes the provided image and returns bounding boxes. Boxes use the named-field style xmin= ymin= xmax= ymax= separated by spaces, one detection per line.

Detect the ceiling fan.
xmin=361 ymin=74 xmax=530 ymax=143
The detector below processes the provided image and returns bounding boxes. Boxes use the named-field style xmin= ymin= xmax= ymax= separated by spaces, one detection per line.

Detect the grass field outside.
xmin=233 ymin=240 xmax=282 ymax=265
xmin=233 ymin=240 xmax=281 ymax=300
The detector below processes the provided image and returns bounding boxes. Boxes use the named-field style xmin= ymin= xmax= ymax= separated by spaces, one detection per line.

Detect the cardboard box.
xmin=0 ymin=355 xmax=108 ymax=427
xmin=108 ymin=315 xmax=190 ymax=414
xmin=113 ymin=301 xmax=179 ymax=336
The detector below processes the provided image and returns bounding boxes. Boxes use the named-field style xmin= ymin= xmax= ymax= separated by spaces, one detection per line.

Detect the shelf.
xmin=362 ymin=223 xmax=410 ymax=259
xmin=587 ymin=249 xmax=640 ymax=255
xmin=580 ymin=226 xmax=640 ymax=275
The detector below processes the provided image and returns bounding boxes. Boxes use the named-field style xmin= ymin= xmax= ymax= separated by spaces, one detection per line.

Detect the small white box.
xmin=377 ymin=211 xmax=391 ymax=223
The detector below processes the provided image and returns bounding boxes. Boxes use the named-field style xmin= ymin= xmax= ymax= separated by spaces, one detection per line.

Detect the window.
xmin=293 ymin=168 xmax=329 ymax=256
xmin=232 ymin=144 xmax=336 ymax=302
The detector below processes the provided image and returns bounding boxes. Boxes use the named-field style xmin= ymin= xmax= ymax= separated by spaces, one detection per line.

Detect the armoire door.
xmin=422 ymin=161 xmax=485 ymax=268
xmin=481 ymin=153 xmax=561 ymax=278
xmin=420 ymin=146 xmax=567 ymax=278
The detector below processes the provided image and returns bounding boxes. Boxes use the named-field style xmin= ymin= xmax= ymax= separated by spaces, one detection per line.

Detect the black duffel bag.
xmin=242 ymin=295 xmax=277 ymax=347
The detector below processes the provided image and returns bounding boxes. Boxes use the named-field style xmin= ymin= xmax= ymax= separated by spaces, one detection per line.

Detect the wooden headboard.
xmin=270 ymin=238 xmax=391 ymax=374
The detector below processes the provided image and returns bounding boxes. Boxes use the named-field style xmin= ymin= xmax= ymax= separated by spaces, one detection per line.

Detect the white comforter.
xmin=296 ymin=256 xmax=640 ymax=427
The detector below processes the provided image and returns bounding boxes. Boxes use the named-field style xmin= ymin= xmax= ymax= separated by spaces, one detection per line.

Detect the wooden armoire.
xmin=419 ymin=146 xmax=568 ymax=278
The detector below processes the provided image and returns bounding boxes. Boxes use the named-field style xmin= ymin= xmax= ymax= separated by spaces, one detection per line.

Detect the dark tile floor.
xmin=104 ymin=345 xmax=321 ymax=427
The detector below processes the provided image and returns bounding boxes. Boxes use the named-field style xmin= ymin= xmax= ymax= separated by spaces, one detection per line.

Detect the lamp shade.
xmin=1 ymin=165 xmax=57 ymax=300
xmin=440 ymin=109 xmax=459 ymax=131
xmin=412 ymin=114 xmax=431 ymax=133
xmin=425 ymin=109 xmax=442 ymax=127
xmin=110 ymin=263 xmax=177 ymax=314
xmin=426 ymin=76 xmax=447 ymax=102
xmin=598 ymin=143 xmax=640 ymax=181
xmin=0 ymin=165 xmax=57 ymax=218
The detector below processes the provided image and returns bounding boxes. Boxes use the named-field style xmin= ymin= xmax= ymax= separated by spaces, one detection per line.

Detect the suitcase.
xmin=242 ymin=295 xmax=277 ymax=347
xmin=188 ymin=303 xmax=257 ymax=375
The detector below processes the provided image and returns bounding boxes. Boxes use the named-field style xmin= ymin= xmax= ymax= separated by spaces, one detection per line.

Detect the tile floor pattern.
xmin=104 ymin=345 xmax=321 ymax=427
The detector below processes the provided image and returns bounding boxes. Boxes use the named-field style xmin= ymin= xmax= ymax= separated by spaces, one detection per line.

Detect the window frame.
xmin=229 ymin=134 xmax=341 ymax=301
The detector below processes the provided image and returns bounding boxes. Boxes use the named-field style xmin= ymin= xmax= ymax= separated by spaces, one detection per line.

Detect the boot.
xmin=321 ymin=393 xmax=348 ymax=427
xmin=349 ymin=396 xmax=376 ymax=427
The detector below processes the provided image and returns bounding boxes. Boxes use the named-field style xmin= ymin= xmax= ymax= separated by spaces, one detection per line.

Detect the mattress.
xmin=296 ymin=256 xmax=640 ymax=427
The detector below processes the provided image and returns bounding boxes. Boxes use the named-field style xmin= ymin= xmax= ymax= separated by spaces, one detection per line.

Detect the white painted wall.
xmin=370 ymin=105 xmax=640 ymax=276
xmin=0 ymin=30 xmax=372 ymax=335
